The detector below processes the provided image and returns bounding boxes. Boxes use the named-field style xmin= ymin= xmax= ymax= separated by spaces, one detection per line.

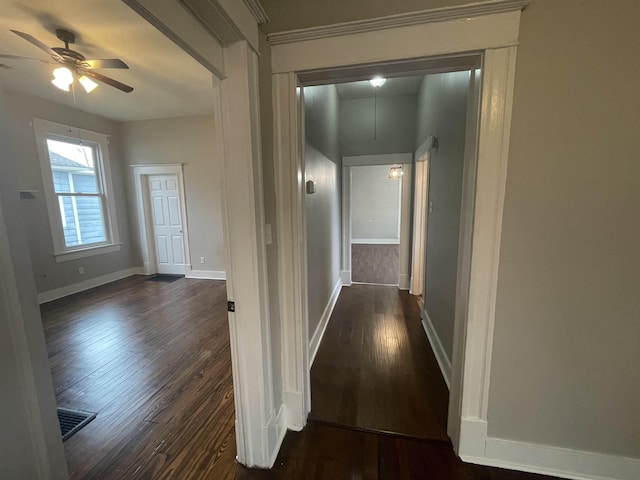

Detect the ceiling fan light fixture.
xmin=79 ymin=75 xmax=98 ymax=93
xmin=51 ymin=66 xmax=73 ymax=91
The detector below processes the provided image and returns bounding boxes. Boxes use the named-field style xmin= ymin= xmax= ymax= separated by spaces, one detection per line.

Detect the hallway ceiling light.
xmin=369 ymin=76 xmax=386 ymax=88
xmin=388 ymin=167 xmax=403 ymax=179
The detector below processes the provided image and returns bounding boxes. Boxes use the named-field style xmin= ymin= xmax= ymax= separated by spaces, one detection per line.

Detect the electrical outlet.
xmin=78 ymin=267 xmax=84 ymax=275
xmin=200 ymin=256 xmax=205 ymax=264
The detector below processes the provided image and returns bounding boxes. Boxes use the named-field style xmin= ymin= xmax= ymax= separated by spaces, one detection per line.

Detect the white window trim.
xmin=33 ymin=118 xmax=120 ymax=262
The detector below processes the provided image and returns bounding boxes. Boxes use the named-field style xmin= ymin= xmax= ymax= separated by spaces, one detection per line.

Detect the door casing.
xmin=132 ymin=164 xmax=191 ymax=276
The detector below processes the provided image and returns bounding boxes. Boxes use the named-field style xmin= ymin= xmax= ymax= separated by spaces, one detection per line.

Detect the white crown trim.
xmin=268 ymin=0 xmax=528 ymax=45
xmin=243 ymin=0 xmax=269 ymax=24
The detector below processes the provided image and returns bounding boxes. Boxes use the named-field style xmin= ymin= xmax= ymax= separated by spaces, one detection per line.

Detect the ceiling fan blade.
xmin=10 ymin=30 xmax=64 ymax=62
xmin=0 ymin=53 xmax=54 ymax=63
xmin=82 ymin=59 xmax=129 ymax=69
xmin=81 ymin=70 xmax=133 ymax=93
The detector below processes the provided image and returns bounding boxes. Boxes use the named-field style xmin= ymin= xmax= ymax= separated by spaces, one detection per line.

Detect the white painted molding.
xmin=282 ymin=389 xmax=304 ymax=432
xmin=271 ymin=3 xmax=523 ymax=464
xmin=37 ymin=267 xmax=146 ymax=304
xmin=270 ymin=11 xmax=522 ymax=74
xmin=131 ymin=163 xmax=192 ymax=278
xmin=122 ymin=0 xmax=226 ymax=78
xmin=266 ymin=404 xmax=287 ymax=467
xmin=185 ymin=267 xmax=227 ymax=280
xmin=421 ymin=309 xmax=452 ymax=389
xmin=268 ymin=0 xmax=528 ymax=45
xmin=351 ymin=238 xmax=400 ymax=245
xmin=415 ymin=135 xmax=437 ymax=162
xmin=273 ymin=72 xmax=311 ymax=432
xmin=343 ymin=153 xmax=413 ymax=167
xmin=398 ymin=273 xmax=410 ymax=291
xmin=465 ymin=436 xmax=640 ymax=480
xmin=309 ymin=278 xmax=342 ymax=366
xmin=243 ymin=0 xmax=269 ymax=24
xmin=340 ymin=270 xmax=352 ymax=286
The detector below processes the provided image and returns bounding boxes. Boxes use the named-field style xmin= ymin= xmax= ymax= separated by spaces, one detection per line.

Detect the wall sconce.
xmin=306 ymin=180 xmax=316 ymax=194
xmin=388 ymin=167 xmax=403 ymax=179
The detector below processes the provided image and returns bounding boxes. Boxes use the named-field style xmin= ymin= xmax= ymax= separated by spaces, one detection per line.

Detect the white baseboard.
xmin=398 ymin=273 xmax=410 ymax=290
xmin=266 ymin=403 xmax=287 ymax=467
xmin=465 ymin=436 xmax=640 ymax=480
xmin=37 ymin=267 xmax=146 ymax=304
xmin=421 ymin=308 xmax=452 ymax=389
xmin=341 ymin=269 xmax=351 ymax=286
xmin=283 ymin=389 xmax=304 ymax=431
xmin=351 ymin=238 xmax=400 ymax=244
xmin=185 ymin=266 xmax=226 ymax=280
xmin=309 ymin=278 xmax=342 ymax=366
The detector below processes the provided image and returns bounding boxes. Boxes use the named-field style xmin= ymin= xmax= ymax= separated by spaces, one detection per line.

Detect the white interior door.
xmin=148 ymin=174 xmax=185 ymax=275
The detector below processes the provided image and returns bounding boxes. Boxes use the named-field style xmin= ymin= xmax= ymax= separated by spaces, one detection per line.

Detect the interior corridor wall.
xmin=489 ymin=0 xmax=640 ymax=459
xmin=340 ymin=94 xmax=416 ymax=156
xmin=415 ymin=71 xmax=470 ymax=360
xmin=304 ymin=84 xmax=341 ymax=341
xmin=123 ymin=115 xmax=226 ymax=276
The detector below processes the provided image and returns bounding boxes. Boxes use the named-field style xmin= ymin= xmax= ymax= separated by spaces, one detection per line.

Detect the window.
xmin=34 ymin=119 xmax=120 ymax=262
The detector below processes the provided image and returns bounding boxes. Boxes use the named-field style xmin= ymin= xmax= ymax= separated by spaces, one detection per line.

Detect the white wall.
xmin=3 ymin=90 xmax=137 ymax=295
xmin=122 ymin=115 xmax=226 ymax=275
xmin=415 ymin=71 xmax=469 ymax=359
xmin=488 ymin=0 xmax=640 ymax=459
xmin=304 ymin=84 xmax=341 ymax=341
xmin=351 ymin=164 xmax=401 ymax=242
xmin=340 ymin=94 xmax=416 ymax=156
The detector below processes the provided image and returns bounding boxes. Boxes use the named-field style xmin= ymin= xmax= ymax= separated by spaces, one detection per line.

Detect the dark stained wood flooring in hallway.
xmin=43 ymin=277 xmax=561 ymax=480
xmin=309 ymin=284 xmax=450 ymax=440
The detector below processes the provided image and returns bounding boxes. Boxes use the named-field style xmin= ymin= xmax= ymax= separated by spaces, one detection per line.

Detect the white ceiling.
xmin=0 ymin=1 xmax=215 ymax=122
xmin=335 ymin=75 xmax=424 ymax=100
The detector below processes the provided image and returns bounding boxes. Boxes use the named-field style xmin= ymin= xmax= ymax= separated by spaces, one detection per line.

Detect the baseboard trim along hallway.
xmin=309 ymin=278 xmax=342 ymax=366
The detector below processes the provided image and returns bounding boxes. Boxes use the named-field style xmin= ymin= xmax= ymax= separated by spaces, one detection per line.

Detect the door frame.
xmin=342 ymin=154 xmax=413 ymax=288
xmin=131 ymin=164 xmax=191 ymax=276
xmin=270 ymin=3 xmax=524 ymax=460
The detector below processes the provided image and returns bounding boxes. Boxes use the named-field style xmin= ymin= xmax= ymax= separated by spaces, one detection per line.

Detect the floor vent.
xmin=57 ymin=407 xmax=96 ymax=441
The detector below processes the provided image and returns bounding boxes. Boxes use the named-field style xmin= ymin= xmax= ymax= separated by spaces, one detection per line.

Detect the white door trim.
xmin=410 ymin=157 xmax=429 ymax=296
xmin=270 ymin=6 xmax=523 ymax=462
xmin=131 ymin=164 xmax=191 ymax=276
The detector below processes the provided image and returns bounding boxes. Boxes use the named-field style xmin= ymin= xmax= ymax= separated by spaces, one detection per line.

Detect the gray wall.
xmin=488 ymin=0 xmax=640 ymax=458
xmin=416 ymin=72 xmax=469 ymax=359
xmin=340 ymin=95 xmax=416 ymax=156
xmin=0 ymin=87 xmax=68 ymax=479
xmin=3 ymin=91 xmax=136 ymax=294
xmin=304 ymin=84 xmax=341 ymax=340
xmin=122 ymin=115 xmax=226 ymax=273
xmin=351 ymin=164 xmax=401 ymax=241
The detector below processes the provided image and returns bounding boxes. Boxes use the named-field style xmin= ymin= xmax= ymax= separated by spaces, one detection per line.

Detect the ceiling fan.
xmin=0 ymin=28 xmax=133 ymax=93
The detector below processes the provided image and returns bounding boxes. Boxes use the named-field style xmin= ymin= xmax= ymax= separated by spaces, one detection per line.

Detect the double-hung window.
xmin=34 ymin=118 xmax=120 ymax=262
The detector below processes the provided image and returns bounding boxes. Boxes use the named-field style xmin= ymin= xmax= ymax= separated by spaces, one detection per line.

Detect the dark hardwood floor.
xmin=42 ymin=275 xmax=238 ymax=480
xmin=42 ymin=277 xmax=560 ymax=479
xmin=309 ymin=283 xmax=450 ymax=440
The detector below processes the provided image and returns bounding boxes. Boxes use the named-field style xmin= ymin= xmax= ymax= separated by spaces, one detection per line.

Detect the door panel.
xmin=148 ymin=174 xmax=185 ymax=275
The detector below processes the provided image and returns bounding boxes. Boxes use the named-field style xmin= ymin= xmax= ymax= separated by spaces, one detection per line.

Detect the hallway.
xmin=309 ymin=284 xmax=449 ymax=439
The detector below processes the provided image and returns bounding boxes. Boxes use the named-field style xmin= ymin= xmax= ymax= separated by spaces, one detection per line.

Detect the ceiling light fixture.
xmin=79 ymin=75 xmax=98 ymax=93
xmin=51 ymin=66 xmax=73 ymax=92
xmin=388 ymin=167 xmax=403 ymax=179
xmin=369 ymin=76 xmax=386 ymax=88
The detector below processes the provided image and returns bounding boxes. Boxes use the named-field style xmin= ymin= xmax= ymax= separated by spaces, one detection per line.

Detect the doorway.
xmin=147 ymin=174 xmax=186 ymax=275
xmin=132 ymin=164 xmax=191 ymax=276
